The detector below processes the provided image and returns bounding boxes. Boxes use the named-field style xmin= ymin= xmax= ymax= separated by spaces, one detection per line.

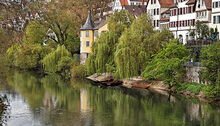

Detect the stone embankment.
xmin=87 ymin=73 xmax=220 ymax=104
xmin=87 ymin=73 xmax=164 ymax=91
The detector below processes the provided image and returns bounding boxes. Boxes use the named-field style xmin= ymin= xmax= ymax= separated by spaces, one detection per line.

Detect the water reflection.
xmin=0 ymin=70 xmax=219 ymax=126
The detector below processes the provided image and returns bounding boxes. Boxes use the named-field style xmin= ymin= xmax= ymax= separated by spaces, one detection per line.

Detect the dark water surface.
xmin=0 ymin=70 xmax=219 ymax=126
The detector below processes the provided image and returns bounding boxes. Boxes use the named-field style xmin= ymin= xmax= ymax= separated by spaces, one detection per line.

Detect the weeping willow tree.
xmin=86 ymin=10 xmax=134 ymax=75
xmin=42 ymin=45 xmax=72 ymax=73
xmin=114 ymin=14 xmax=174 ymax=79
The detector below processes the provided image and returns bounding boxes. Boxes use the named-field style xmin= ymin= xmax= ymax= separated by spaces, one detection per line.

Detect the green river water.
xmin=0 ymin=69 xmax=219 ymax=126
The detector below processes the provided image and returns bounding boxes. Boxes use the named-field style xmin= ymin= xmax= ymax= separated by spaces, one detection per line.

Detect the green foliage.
xmin=115 ymin=14 xmax=173 ymax=79
xmin=203 ymin=85 xmax=220 ymax=98
xmin=23 ymin=21 xmax=46 ymax=45
xmin=58 ymin=56 xmax=74 ymax=72
xmin=6 ymin=44 xmax=52 ymax=69
xmin=6 ymin=44 xmax=20 ymax=66
xmin=43 ymin=9 xmax=80 ymax=55
xmin=42 ymin=45 xmax=72 ymax=73
xmin=0 ymin=30 xmax=15 ymax=54
xmin=107 ymin=10 xmax=134 ymax=34
xmin=22 ymin=10 xmax=80 ymax=55
xmin=64 ymin=32 xmax=80 ymax=54
xmin=86 ymin=13 xmax=173 ymax=79
xmin=200 ymin=42 xmax=220 ymax=86
xmin=142 ymin=41 xmax=190 ymax=88
xmin=178 ymin=82 xmax=204 ymax=95
xmin=86 ymin=54 xmax=97 ymax=75
xmin=195 ymin=20 xmax=209 ymax=39
xmin=71 ymin=64 xmax=87 ymax=78
xmin=86 ymin=10 xmax=134 ymax=75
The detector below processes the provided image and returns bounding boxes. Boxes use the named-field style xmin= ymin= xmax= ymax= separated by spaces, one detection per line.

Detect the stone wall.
xmin=80 ymin=53 xmax=88 ymax=64
xmin=184 ymin=66 xmax=203 ymax=83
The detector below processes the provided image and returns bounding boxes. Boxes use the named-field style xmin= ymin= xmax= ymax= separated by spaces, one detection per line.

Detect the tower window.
xmin=86 ymin=31 xmax=90 ymax=37
xmin=94 ymin=30 xmax=98 ymax=37
xmin=86 ymin=41 xmax=90 ymax=47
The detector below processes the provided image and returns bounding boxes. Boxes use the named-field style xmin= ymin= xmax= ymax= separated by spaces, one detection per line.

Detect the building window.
xmin=188 ymin=7 xmax=191 ymax=13
xmin=86 ymin=31 xmax=89 ymax=37
xmin=157 ymin=20 xmax=159 ymax=27
xmin=180 ymin=8 xmax=182 ymax=15
xmin=94 ymin=30 xmax=98 ymax=37
xmin=86 ymin=53 xmax=89 ymax=58
xmin=157 ymin=8 xmax=159 ymax=15
xmin=214 ymin=16 xmax=216 ymax=24
xmin=218 ymin=16 xmax=220 ymax=23
xmin=86 ymin=41 xmax=90 ymax=47
xmin=192 ymin=19 xmax=195 ymax=26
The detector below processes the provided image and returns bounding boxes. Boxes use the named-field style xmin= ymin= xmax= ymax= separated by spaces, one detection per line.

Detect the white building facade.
xmin=195 ymin=0 xmax=212 ymax=26
xmin=113 ymin=0 xmax=147 ymax=11
xmin=210 ymin=0 xmax=220 ymax=38
xmin=147 ymin=0 xmax=174 ymax=30
xmin=169 ymin=0 xmax=196 ymax=44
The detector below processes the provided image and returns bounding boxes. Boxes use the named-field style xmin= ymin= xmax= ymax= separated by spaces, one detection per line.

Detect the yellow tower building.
xmin=80 ymin=11 xmax=95 ymax=64
xmin=80 ymin=11 xmax=108 ymax=64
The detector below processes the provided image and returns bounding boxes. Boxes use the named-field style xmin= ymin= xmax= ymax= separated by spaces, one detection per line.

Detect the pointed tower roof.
xmin=80 ymin=11 xmax=94 ymax=30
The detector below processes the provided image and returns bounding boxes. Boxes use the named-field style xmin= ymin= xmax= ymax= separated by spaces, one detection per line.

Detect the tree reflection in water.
xmin=0 ymin=70 xmax=219 ymax=126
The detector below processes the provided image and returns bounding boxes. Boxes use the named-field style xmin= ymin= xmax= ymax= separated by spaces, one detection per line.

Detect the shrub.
xmin=14 ymin=45 xmax=41 ymax=69
xmin=6 ymin=44 xmax=19 ymax=66
xmin=42 ymin=45 xmax=72 ymax=73
xmin=6 ymin=44 xmax=51 ymax=69
xmin=71 ymin=64 xmax=86 ymax=78
xmin=203 ymin=85 xmax=220 ymax=98
xmin=142 ymin=41 xmax=190 ymax=88
xmin=200 ymin=42 xmax=220 ymax=86
xmin=58 ymin=56 xmax=74 ymax=72
xmin=178 ymin=82 xmax=204 ymax=95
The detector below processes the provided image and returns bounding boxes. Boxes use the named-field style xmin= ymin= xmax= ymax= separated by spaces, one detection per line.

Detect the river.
xmin=0 ymin=69 xmax=219 ymax=126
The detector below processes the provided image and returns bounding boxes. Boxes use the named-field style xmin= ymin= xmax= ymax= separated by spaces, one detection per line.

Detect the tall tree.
xmin=114 ymin=14 xmax=173 ymax=79
xmin=23 ymin=21 xmax=47 ymax=45
xmin=200 ymin=42 xmax=220 ymax=86
xmin=86 ymin=10 xmax=134 ymax=75
xmin=142 ymin=41 xmax=190 ymax=88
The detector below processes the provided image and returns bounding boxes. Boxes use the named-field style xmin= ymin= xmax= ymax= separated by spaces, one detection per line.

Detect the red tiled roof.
xmin=159 ymin=0 xmax=174 ymax=8
xmin=160 ymin=17 xmax=170 ymax=21
xmin=186 ymin=0 xmax=196 ymax=5
xmin=205 ymin=0 xmax=212 ymax=10
xmin=130 ymin=0 xmax=142 ymax=1
xmin=120 ymin=0 xmax=129 ymax=6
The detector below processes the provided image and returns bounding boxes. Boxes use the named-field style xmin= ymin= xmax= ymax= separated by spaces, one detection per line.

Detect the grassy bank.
xmin=177 ymin=82 xmax=220 ymax=99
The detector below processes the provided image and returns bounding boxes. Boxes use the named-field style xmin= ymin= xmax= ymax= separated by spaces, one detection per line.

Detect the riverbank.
xmin=87 ymin=73 xmax=220 ymax=104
